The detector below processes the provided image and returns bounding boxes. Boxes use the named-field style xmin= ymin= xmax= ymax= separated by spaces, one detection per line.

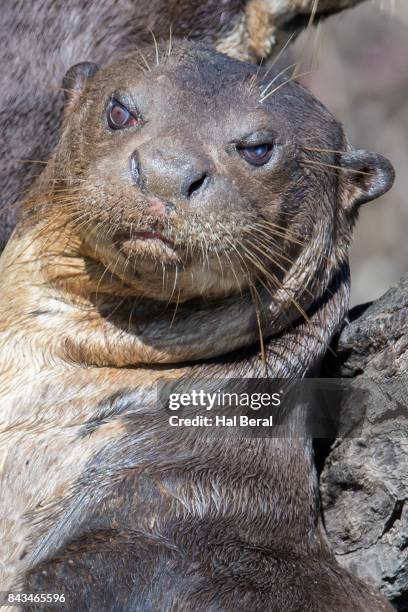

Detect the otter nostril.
xmin=184 ymin=172 xmax=209 ymax=198
xmin=130 ymin=152 xmax=141 ymax=187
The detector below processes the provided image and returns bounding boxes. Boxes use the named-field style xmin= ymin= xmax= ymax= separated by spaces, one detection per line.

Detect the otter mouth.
xmin=112 ymin=230 xmax=181 ymax=268
xmin=131 ymin=231 xmax=174 ymax=248
xmin=113 ymin=231 xmax=175 ymax=250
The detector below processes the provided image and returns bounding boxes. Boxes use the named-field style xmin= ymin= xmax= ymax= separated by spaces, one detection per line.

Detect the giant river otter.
xmin=0 ymin=40 xmax=394 ymax=610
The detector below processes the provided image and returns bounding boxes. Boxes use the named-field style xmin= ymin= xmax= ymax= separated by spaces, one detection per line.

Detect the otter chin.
xmin=0 ymin=41 xmax=395 ymax=610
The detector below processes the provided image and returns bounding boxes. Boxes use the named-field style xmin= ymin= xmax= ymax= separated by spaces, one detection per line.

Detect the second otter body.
xmin=0 ymin=42 xmax=394 ymax=610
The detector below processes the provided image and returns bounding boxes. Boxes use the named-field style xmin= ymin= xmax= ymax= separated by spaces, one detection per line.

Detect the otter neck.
xmin=11 ymin=205 xmax=349 ymax=369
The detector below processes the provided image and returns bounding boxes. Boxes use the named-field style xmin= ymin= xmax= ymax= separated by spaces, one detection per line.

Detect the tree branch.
xmin=322 ymin=274 xmax=408 ymax=608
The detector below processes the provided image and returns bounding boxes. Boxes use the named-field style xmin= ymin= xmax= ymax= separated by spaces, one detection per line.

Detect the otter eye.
xmin=238 ymin=143 xmax=273 ymax=166
xmin=107 ymin=99 xmax=138 ymax=130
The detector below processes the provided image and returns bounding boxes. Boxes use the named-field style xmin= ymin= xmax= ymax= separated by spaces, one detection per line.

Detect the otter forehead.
xmin=79 ymin=42 xmax=342 ymax=149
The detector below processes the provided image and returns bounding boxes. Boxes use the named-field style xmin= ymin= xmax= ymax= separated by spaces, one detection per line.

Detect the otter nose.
xmin=181 ymin=170 xmax=210 ymax=199
xmin=130 ymin=145 xmax=212 ymax=202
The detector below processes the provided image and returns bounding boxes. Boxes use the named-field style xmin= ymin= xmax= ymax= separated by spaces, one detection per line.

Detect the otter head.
xmin=43 ymin=41 xmax=393 ymax=351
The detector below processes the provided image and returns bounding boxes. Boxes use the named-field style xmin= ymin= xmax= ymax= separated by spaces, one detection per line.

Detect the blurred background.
xmin=292 ymin=0 xmax=407 ymax=305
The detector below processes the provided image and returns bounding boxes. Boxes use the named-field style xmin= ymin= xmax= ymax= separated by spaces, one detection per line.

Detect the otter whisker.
xmin=170 ymin=289 xmax=181 ymax=327
xmin=249 ymin=221 xmax=306 ymax=248
xmin=120 ymin=241 xmax=136 ymax=285
xmin=257 ymin=270 xmax=331 ymax=355
xmin=221 ymin=236 xmax=248 ymax=295
xmin=95 ymin=255 xmax=116 ymax=298
xmin=238 ymin=243 xmax=321 ymax=340
xmin=310 ymin=20 xmax=323 ymax=74
xmin=136 ymin=48 xmax=152 ymax=72
xmin=67 ymin=212 xmax=98 ymax=238
xmin=161 ymin=261 xmax=167 ymax=293
xmin=245 ymin=235 xmax=318 ymax=302
xmin=292 ymin=0 xmax=321 ymax=78
xmin=245 ymin=237 xmax=291 ymax=279
xmin=250 ymin=223 xmax=336 ymax=269
xmin=7 ymin=211 xmax=80 ymax=268
xmin=199 ymin=226 xmax=211 ymax=272
xmin=247 ymin=57 xmax=263 ymax=94
xmin=166 ymin=264 xmax=179 ymax=306
xmin=307 ymin=0 xmax=320 ymax=30
xmin=237 ymin=243 xmax=283 ymax=292
xmin=109 ymin=248 xmax=128 ymax=288
xmin=246 ymin=230 xmax=300 ymax=269
xmin=248 ymin=225 xmax=332 ymax=270
xmin=302 ymin=159 xmax=374 ymax=176
xmin=223 ymin=235 xmax=252 ymax=280
xmin=127 ymin=294 xmax=143 ymax=334
xmin=252 ymin=224 xmax=332 ymax=268
xmin=248 ymin=281 xmax=268 ymax=375
xmin=249 ymin=218 xmax=302 ymax=239
xmin=259 ymin=32 xmax=296 ymax=84
xmin=244 ymin=212 xmax=300 ymax=234
xmin=167 ymin=24 xmax=173 ymax=58
xmin=213 ymin=244 xmax=225 ymax=284
xmin=232 ymin=244 xmax=326 ymax=351
xmin=149 ymin=29 xmax=160 ymax=66
xmin=253 ymin=273 xmax=310 ymax=349
xmin=303 ymin=146 xmax=351 ymax=155
xmin=245 ymin=237 xmax=295 ymax=268
xmin=260 ymin=71 xmax=313 ymax=103
xmin=250 ymin=218 xmax=300 ymax=235
xmin=14 ymin=185 xmax=82 ymax=202
xmin=100 ymin=297 xmax=127 ymax=325
xmin=259 ymin=62 xmax=304 ymax=99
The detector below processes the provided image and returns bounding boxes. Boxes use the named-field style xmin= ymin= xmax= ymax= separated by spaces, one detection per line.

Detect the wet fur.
xmin=0 ymin=41 xmax=394 ymax=611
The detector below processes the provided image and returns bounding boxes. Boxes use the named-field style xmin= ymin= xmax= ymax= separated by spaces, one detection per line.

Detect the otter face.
xmin=58 ymin=42 xmax=394 ymax=304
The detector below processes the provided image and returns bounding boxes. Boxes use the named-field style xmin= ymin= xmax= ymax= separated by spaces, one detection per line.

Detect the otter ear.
xmin=338 ymin=150 xmax=395 ymax=211
xmin=62 ymin=62 xmax=100 ymax=106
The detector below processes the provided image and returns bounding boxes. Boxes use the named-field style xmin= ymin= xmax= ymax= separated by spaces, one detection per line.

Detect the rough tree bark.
xmin=321 ymin=275 xmax=408 ymax=610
